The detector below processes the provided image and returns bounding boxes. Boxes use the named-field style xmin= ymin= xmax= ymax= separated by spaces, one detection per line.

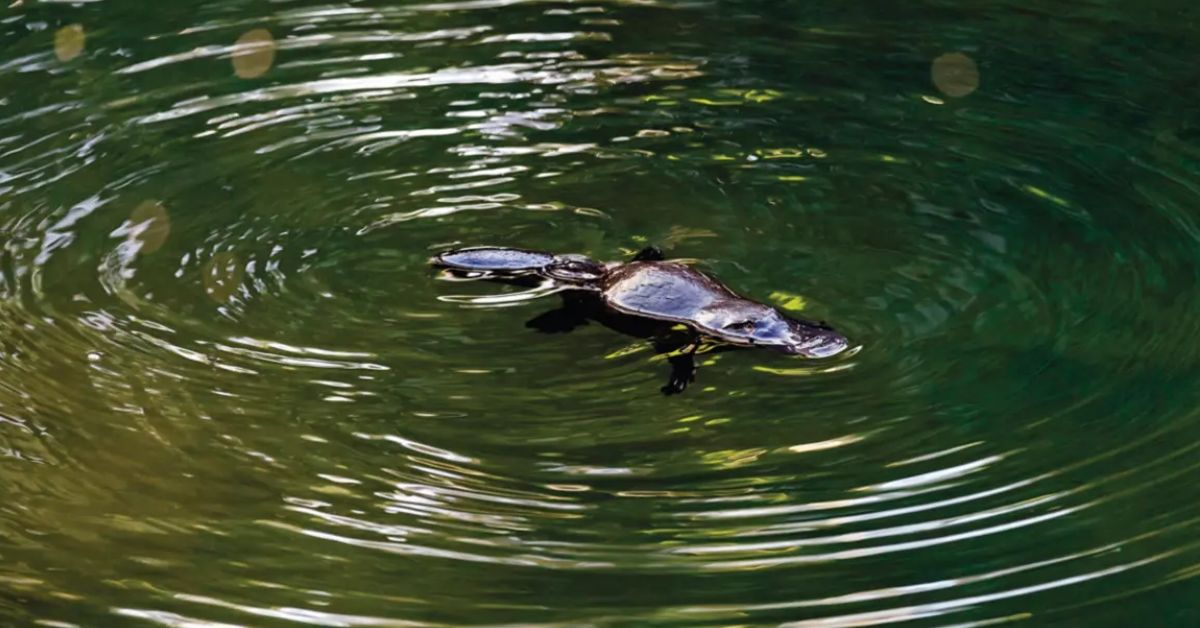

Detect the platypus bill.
xmin=430 ymin=245 xmax=849 ymax=395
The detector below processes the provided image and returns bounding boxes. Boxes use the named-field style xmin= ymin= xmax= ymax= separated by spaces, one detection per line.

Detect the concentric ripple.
xmin=3 ymin=0 xmax=1200 ymax=626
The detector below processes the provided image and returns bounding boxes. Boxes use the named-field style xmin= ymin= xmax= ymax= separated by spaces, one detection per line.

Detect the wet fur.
xmin=523 ymin=291 xmax=727 ymax=395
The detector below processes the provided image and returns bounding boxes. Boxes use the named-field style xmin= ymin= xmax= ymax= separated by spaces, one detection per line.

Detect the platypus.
xmin=430 ymin=245 xmax=848 ymax=394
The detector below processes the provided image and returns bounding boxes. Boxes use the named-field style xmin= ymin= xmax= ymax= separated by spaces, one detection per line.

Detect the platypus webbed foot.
xmin=661 ymin=337 xmax=700 ymax=396
xmin=662 ymin=353 xmax=697 ymax=395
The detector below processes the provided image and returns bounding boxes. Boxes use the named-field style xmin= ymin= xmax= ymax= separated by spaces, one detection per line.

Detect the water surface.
xmin=3 ymin=0 xmax=1200 ymax=625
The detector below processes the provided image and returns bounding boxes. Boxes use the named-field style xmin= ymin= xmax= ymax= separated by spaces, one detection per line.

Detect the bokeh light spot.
xmin=129 ymin=200 xmax=170 ymax=255
xmin=931 ymin=52 xmax=979 ymax=98
xmin=203 ymin=252 xmax=244 ymax=304
xmin=54 ymin=24 xmax=85 ymax=62
xmin=231 ymin=28 xmax=276 ymax=79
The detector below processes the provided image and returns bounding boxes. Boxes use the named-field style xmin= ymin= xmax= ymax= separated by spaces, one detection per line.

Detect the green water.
xmin=3 ymin=0 xmax=1200 ymax=625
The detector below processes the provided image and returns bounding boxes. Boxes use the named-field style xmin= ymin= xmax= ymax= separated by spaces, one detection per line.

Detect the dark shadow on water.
xmin=524 ymin=291 xmax=738 ymax=396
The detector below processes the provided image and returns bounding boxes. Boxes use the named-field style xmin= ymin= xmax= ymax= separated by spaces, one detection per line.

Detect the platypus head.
xmin=542 ymin=254 xmax=607 ymax=286
xmin=716 ymin=308 xmax=849 ymax=358
xmin=778 ymin=318 xmax=849 ymax=358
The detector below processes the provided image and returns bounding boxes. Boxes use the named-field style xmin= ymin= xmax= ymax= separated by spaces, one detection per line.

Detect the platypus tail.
xmin=430 ymin=246 xmax=557 ymax=273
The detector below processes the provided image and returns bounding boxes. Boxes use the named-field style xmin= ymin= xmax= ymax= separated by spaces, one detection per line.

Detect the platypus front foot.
xmin=661 ymin=353 xmax=697 ymax=396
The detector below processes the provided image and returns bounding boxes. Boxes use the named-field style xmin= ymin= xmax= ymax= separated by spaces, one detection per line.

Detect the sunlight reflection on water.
xmin=1 ymin=1 xmax=1200 ymax=626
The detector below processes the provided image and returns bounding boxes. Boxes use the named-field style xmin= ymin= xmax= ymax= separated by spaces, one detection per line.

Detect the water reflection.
xmin=202 ymin=251 xmax=244 ymax=304
xmin=1 ymin=0 xmax=1199 ymax=626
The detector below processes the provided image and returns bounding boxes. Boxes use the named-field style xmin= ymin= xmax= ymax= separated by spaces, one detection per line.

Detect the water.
xmin=3 ymin=0 xmax=1200 ymax=625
